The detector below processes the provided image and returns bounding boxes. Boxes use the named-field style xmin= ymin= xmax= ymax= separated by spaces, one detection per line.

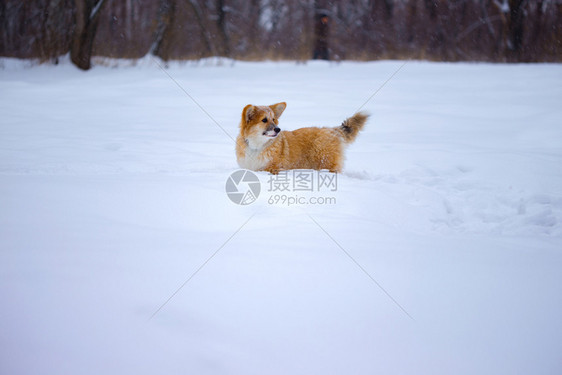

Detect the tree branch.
xmin=90 ymin=0 xmax=107 ymax=21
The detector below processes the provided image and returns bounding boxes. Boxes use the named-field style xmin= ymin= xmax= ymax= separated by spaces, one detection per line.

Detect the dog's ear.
xmin=242 ymin=104 xmax=255 ymax=124
xmin=269 ymin=102 xmax=287 ymax=119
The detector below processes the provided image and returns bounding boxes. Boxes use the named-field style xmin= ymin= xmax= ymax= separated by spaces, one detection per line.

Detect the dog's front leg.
xmin=265 ymin=163 xmax=280 ymax=175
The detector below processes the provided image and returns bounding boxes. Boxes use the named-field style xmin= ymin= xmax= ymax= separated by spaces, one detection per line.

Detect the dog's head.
xmin=240 ymin=102 xmax=286 ymax=148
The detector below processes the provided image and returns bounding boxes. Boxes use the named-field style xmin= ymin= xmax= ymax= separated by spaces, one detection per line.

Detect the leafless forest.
xmin=1 ymin=0 xmax=561 ymax=70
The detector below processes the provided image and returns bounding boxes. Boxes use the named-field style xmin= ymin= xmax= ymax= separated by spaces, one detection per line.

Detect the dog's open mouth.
xmin=263 ymin=128 xmax=281 ymax=138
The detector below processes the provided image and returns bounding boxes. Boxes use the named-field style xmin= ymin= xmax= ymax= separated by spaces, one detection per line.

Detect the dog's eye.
xmin=262 ymin=118 xmax=268 ymax=123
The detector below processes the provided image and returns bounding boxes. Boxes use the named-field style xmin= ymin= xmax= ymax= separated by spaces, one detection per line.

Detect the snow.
xmin=1 ymin=57 xmax=562 ymax=374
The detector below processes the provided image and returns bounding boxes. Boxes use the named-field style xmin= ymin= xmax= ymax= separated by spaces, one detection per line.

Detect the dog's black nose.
xmin=274 ymin=127 xmax=281 ymax=133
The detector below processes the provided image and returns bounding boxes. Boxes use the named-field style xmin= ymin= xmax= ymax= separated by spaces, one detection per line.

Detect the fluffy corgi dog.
xmin=236 ymin=102 xmax=368 ymax=174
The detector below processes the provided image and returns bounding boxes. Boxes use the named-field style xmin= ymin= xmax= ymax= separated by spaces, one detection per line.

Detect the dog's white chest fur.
xmin=238 ymin=147 xmax=269 ymax=170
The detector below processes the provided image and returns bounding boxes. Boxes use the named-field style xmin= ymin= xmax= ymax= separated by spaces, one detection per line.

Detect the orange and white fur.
xmin=236 ymin=102 xmax=368 ymax=174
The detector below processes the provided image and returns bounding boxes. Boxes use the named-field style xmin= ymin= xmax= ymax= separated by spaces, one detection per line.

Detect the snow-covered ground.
xmin=1 ymin=58 xmax=561 ymax=374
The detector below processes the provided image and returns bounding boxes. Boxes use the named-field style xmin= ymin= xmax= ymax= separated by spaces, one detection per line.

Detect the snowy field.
xmin=1 ymin=58 xmax=561 ymax=374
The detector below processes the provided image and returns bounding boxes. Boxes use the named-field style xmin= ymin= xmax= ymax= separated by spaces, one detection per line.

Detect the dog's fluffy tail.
xmin=338 ymin=112 xmax=369 ymax=143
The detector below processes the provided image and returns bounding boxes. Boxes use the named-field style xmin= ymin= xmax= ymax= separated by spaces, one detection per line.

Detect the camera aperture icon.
xmin=225 ymin=169 xmax=261 ymax=205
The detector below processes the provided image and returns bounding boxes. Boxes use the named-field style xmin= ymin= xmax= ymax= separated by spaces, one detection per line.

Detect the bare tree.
xmin=187 ymin=0 xmax=214 ymax=56
xmin=150 ymin=0 xmax=175 ymax=60
xmin=1 ymin=0 xmax=560 ymax=64
xmin=313 ymin=0 xmax=330 ymax=60
xmin=493 ymin=0 xmax=528 ymax=59
xmin=215 ymin=0 xmax=231 ymax=56
xmin=71 ymin=0 xmax=108 ymax=70
xmin=507 ymin=0 xmax=527 ymax=57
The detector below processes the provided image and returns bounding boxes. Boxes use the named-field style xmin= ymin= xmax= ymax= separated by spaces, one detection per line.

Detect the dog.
xmin=236 ymin=102 xmax=368 ymax=174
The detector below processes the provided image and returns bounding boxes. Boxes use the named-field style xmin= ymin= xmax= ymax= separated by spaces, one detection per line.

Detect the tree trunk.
xmin=249 ymin=0 xmax=261 ymax=42
xmin=216 ymin=0 xmax=230 ymax=57
xmin=508 ymin=0 xmax=526 ymax=58
xmin=494 ymin=0 xmax=528 ymax=60
xmin=188 ymin=0 xmax=214 ymax=57
xmin=70 ymin=0 xmax=106 ymax=70
xmin=312 ymin=0 xmax=330 ymax=60
xmin=150 ymin=0 xmax=175 ymax=60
